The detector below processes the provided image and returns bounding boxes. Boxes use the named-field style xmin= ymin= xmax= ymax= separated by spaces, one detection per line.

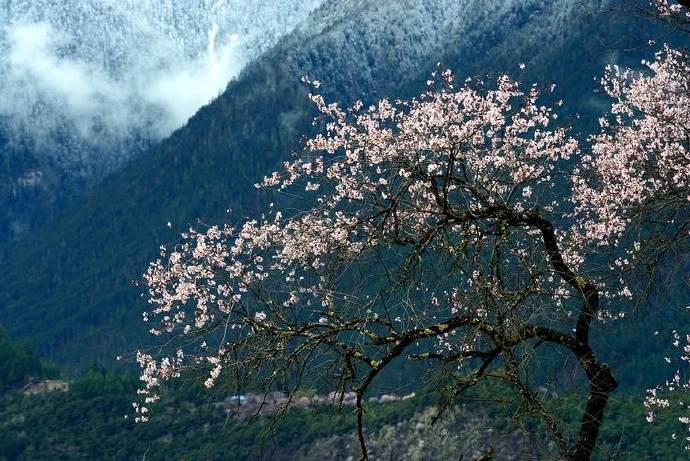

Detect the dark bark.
xmin=508 ymin=209 xmax=618 ymax=460
xmin=568 ymin=361 xmax=618 ymax=461
xmin=347 ymin=205 xmax=618 ymax=460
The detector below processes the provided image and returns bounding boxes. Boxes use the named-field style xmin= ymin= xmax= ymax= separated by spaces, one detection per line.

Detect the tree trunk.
xmin=568 ymin=363 xmax=618 ymax=460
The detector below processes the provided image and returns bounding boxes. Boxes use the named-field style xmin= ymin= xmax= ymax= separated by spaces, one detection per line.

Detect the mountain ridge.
xmin=0 ymin=0 xmax=323 ymax=247
xmin=0 ymin=0 xmax=679 ymax=379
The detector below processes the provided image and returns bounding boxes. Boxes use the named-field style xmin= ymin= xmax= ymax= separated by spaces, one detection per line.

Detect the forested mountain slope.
xmin=0 ymin=0 xmax=322 ymax=247
xmin=0 ymin=365 xmax=684 ymax=460
xmin=0 ymin=0 xmax=682 ymax=382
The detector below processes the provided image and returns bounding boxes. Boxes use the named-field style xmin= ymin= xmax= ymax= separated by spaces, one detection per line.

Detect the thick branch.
xmin=506 ymin=210 xmax=599 ymax=344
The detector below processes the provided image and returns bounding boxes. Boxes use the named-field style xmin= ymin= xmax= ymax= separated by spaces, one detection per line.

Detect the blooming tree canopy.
xmin=573 ymin=45 xmax=690 ymax=246
xmin=573 ymin=0 xmax=690 ymax=448
xmin=135 ymin=8 xmax=690 ymax=458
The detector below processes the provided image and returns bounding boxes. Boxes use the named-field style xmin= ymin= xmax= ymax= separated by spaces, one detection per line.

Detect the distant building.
xmin=22 ymin=379 xmax=69 ymax=395
xmin=229 ymin=394 xmax=246 ymax=404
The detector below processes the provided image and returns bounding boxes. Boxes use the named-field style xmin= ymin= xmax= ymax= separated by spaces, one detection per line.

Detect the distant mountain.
xmin=0 ymin=0 xmax=323 ymax=247
xmin=0 ymin=0 xmax=683 ymax=382
xmin=0 ymin=0 xmax=324 ymax=168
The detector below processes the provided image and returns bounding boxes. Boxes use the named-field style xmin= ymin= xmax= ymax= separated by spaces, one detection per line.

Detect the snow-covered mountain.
xmin=273 ymin=0 xmax=613 ymax=103
xmin=0 ymin=0 xmax=610 ymax=173
xmin=0 ymin=0 xmax=323 ymax=246
xmin=0 ymin=0 xmax=323 ymax=175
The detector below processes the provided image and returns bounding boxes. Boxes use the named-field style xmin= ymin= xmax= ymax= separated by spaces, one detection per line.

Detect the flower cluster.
xmin=645 ymin=330 xmax=690 ymax=448
xmin=653 ymin=0 xmax=690 ymax=18
xmin=573 ymin=46 xmax=690 ymax=245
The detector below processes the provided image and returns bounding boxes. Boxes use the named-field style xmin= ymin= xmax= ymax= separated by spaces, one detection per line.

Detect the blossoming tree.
xmin=136 ymin=69 xmax=617 ymax=460
xmin=134 ymin=4 xmax=690 ymax=457
xmin=583 ymin=0 xmax=690 ymax=448
xmin=578 ymin=44 xmax=690 ymax=445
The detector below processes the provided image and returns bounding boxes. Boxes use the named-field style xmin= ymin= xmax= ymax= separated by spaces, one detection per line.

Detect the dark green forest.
xmin=0 ymin=332 xmax=688 ymax=461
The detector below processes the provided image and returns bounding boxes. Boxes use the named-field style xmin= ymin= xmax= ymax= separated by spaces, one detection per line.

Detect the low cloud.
xmin=142 ymin=25 xmax=244 ymax=137
xmin=0 ymin=0 xmax=323 ymax=175
xmin=1 ymin=21 xmax=244 ymax=150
